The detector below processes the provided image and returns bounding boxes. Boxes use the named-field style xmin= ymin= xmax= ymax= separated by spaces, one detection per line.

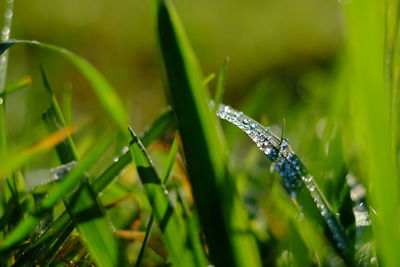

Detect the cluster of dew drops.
xmin=216 ymin=103 xmax=350 ymax=254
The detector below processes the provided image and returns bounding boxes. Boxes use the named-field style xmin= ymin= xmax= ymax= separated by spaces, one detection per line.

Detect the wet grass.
xmin=0 ymin=0 xmax=399 ymax=266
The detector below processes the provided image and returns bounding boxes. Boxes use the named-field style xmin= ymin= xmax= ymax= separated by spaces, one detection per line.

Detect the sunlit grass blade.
xmin=41 ymin=69 xmax=122 ymax=267
xmin=154 ymin=0 xmax=262 ymax=266
xmin=135 ymin=135 xmax=179 ymax=266
xmin=0 ymin=40 xmax=128 ymax=136
xmin=0 ymin=136 xmax=110 ymax=254
xmin=344 ymin=1 xmax=400 ymax=266
xmin=129 ymin=127 xmax=207 ymax=267
xmin=202 ymin=73 xmax=216 ymax=86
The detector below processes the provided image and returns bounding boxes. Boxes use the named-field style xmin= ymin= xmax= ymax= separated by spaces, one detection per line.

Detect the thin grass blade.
xmin=135 ymin=135 xmax=179 ymax=266
xmin=214 ymin=57 xmax=229 ymax=108
xmin=129 ymin=127 xmax=207 ymax=267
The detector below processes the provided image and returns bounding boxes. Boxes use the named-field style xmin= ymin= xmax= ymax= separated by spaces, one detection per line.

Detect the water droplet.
xmin=370 ymin=257 xmax=377 ymax=264
xmin=281 ymin=139 xmax=288 ymax=148
xmin=113 ymin=156 xmax=119 ymax=162
xmin=163 ymin=189 xmax=169 ymax=195
xmin=5 ymin=10 xmax=12 ymax=20
xmin=0 ymin=97 xmax=3 ymax=105
xmin=2 ymin=27 xmax=10 ymax=37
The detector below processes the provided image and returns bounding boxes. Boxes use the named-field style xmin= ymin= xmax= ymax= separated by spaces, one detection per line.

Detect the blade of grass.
xmin=214 ymin=57 xmax=229 ymax=108
xmin=0 ymin=40 xmax=128 ymax=137
xmin=153 ymin=0 xmax=262 ymax=266
xmin=129 ymin=127 xmax=207 ymax=267
xmin=41 ymin=67 xmax=122 ymax=267
xmin=202 ymin=73 xmax=215 ymax=86
xmin=217 ymin=103 xmax=353 ymax=263
xmin=344 ymin=1 xmax=400 ymax=266
xmin=135 ymin=135 xmax=179 ymax=266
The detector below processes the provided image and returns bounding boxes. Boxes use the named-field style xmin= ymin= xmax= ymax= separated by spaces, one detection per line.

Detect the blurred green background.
xmin=5 ymin=0 xmax=342 ymax=131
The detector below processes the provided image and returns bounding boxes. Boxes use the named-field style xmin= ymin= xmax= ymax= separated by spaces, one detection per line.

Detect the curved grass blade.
xmin=216 ymin=103 xmax=353 ymax=263
xmin=0 ymin=136 xmax=110 ymax=255
xmin=135 ymin=135 xmax=179 ymax=266
xmin=0 ymin=40 xmax=128 ymax=137
xmin=154 ymin=1 xmax=262 ymax=266
xmin=14 ymin=108 xmax=173 ymax=265
xmin=129 ymin=127 xmax=207 ymax=267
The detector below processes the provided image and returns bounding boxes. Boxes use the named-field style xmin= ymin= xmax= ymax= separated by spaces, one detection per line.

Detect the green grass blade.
xmin=202 ymin=73 xmax=216 ymax=86
xmin=344 ymin=1 xmax=399 ymax=266
xmin=66 ymin=181 xmax=121 ymax=267
xmin=41 ymin=66 xmax=78 ymax=163
xmin=135 ymin=135 xmax=179 ymax=266
xmin=129 ymin=127 xmax=207 ymax=267
xmin=214 ymin=57 xmax=229 ymax=108
xmin=153 ymin=0 xmax=262 ymax=266
xmin=134 ymin=212 xmax=155 ymax=267
xmin=0 ymin=40 xmax=128 ymax=137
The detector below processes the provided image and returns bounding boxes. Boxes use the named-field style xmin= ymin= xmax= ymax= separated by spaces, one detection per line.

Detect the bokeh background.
xmin=5 ymin=0 xmax=343 ymax=131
